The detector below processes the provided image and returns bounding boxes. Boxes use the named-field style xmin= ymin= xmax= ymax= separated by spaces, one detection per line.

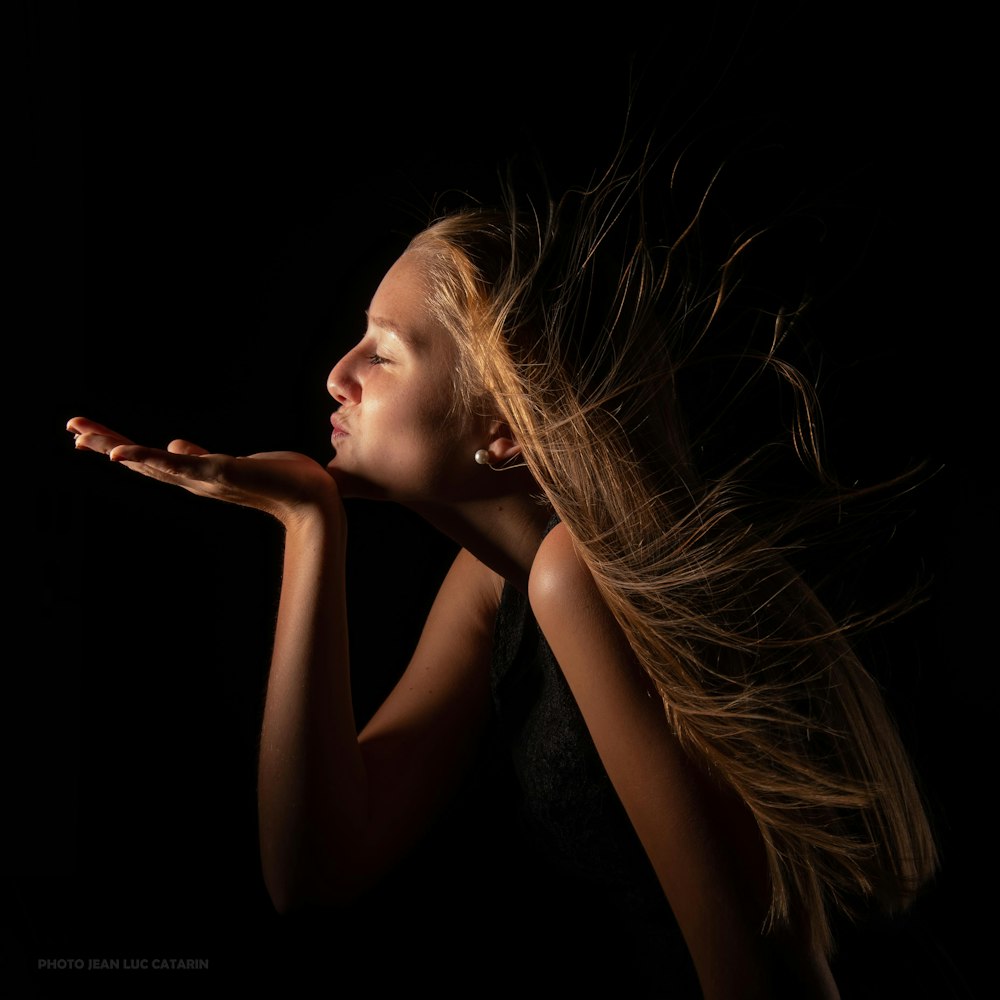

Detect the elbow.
xmin=265 ymin=877 xmax=354 ymax=916
xmin=262 ymin=854 xmax=368 ymax=915
xmin=258 ymin=801 xmax=379 ymax=913
xmin=263 ymin=870 xmax=304 ymax=916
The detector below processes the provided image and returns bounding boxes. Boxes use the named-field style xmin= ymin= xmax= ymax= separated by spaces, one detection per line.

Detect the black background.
xmin=13 ymin=3 xmax=990 ymax=996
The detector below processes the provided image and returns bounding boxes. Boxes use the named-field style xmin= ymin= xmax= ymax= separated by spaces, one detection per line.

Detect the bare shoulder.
xmin=435 ymin=544 xmax=505 ymax=637
xmin=528 ymin=522 xmax=596 ymax=610
xmin=361 ymin=545 xmax=503 ymax=746
xmin=528 ymin=524 xmax=640 ymax=708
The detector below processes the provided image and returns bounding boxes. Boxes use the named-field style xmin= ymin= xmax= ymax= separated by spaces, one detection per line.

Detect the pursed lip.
xmin=330 ymin=414 xmax=350 ymax=439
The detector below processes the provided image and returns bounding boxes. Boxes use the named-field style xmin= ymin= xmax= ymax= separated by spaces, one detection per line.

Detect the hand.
xmin=67 ymin=416 xmax=343 ymax=527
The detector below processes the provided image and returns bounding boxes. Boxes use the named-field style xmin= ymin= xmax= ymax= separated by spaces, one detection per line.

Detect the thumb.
xmin=167 ymin=439 xmax=210 ymax=456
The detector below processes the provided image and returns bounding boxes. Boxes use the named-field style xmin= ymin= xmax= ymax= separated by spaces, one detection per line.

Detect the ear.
xmin=485 ymin=418 xmax=522 ymax=465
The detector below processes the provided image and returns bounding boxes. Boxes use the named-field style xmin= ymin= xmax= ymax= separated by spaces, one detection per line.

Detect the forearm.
xmin=66 ymin=419 xmax=402 ymax=906
xmin=257 ymin=503 xmax=366 ymax=911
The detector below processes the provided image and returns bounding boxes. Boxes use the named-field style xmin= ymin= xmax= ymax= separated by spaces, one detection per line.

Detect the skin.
xmin=68 ymin=250 xmax=839 ymax=998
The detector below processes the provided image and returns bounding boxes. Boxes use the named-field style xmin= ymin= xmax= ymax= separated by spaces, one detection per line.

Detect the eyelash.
xmin=368 ymin=353 xmax=389 ymax=366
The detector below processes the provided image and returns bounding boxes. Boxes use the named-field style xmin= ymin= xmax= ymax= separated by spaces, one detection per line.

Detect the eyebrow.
xmin=365 ymin=311 xmax=421 ymax=348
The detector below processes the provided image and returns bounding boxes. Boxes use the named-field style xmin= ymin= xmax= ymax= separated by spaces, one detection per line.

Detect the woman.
xmin=67 ymin=162 xmax=936 ymax=997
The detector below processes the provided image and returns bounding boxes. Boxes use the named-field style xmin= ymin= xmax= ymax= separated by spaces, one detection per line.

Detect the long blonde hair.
xmin=406 ymin=156 xmax=937 ymax=953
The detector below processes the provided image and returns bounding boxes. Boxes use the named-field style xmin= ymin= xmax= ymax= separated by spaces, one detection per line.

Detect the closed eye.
xmin=368 ymin=353 xmax=389 ymax=366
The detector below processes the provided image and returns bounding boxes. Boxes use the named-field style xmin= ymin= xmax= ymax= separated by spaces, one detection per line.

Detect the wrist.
xmin=281 ymin=489 xmax=347 ymax=546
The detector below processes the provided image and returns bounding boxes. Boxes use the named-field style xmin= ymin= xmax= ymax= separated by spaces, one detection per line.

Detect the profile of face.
xmin=326 ymin=252 xmax=492 ymax=503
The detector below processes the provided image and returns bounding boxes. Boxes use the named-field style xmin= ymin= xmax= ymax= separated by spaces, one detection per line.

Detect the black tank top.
xmin=487 ymin=516 xmax=696 ymax=995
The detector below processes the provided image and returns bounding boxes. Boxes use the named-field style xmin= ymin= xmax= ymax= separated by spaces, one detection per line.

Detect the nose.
xmin=327 ymin=351 xmax=361 ymax=405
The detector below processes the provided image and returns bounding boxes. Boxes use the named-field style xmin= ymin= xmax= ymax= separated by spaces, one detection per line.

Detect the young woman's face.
xmin=326 ymin=252 xmax=487 ymax=502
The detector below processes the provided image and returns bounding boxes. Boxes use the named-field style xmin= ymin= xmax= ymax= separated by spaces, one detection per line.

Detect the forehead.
xmin=367 ymin=252 xmax=443 ymax=354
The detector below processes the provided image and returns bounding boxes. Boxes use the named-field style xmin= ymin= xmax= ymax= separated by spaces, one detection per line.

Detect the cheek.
xmin=401 ymin=401 xmax=486 ymax=494
xmin=410 ymin=402 xmax=479 ymax=468
xmin=359 ymin=387 xmax=450 ymax=473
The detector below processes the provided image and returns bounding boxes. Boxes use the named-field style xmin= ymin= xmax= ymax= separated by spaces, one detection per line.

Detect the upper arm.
xmin=528 ymin=525 xmax=835 ymax=998
xmin=355 ymin=546 xmax=501 ymax=867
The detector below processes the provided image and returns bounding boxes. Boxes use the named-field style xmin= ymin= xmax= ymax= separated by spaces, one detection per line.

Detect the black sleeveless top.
xmin=486 ymin=517 xmax=697 ymax=995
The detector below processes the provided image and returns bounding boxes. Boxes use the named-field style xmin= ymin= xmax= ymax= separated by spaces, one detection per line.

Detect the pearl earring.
xmin=474 ymin=449 xmax=490 ymax=465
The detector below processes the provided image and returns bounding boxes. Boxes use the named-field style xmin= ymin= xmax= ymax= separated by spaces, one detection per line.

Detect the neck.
xmin=407 ymin=475 xmax=553 ymax=593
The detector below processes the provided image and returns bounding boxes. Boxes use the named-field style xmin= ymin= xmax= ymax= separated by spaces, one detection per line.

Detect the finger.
xmin=73 ymin=429 xmax=134 ymax=455
xmin=66 ymin=416 xmax=135 ymax=444
xmin=109 ymin=444 xmax=211 ymax=474
xmin=167 ymin=439 xmax=210 ymax=456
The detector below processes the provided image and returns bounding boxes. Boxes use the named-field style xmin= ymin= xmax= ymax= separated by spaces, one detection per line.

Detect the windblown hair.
xmin=405 ymin=155 xmax=937 ymax=953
